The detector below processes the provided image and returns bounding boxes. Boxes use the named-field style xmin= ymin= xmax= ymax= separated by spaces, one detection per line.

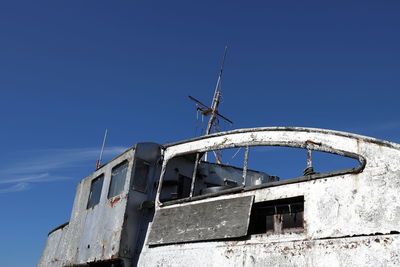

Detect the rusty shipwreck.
xmin=39 ymin=49 xmax=400 ymax=266
xmin=38 ymin=126 xmax=400 ymax=266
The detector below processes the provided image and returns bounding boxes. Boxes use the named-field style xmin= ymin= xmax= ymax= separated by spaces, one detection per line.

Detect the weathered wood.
xmin=147 ymin=195 xmax=254 ymax=245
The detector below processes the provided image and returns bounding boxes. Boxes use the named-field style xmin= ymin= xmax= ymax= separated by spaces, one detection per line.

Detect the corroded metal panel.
xmin=38 ymin=143 xmax=162 ymax=267
xmin=154 ymin=127 xmax=400 ymax=240
xmin=139 ymin=234 xmax=400 ymax=267
xmin=141 ymin=127 xmax=400 ymax=266
xmin=38 ymin=225 xmax=69 ymax=267
xmin=40 ymin=127 xmax=400 ymax=266
xmin=147 ymin=195 xmax=254 ymax=245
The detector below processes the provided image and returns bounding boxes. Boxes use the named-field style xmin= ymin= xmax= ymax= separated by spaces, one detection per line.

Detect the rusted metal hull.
xmin=139 ymin=234 xmax=400 ymax=266
xmin=140 ymin=127 xmax=400 ymax=266
xmin=39 ymin=128 xmax=400 ymax=266
xmin=38 ymin=143 xmax=162 ymax=267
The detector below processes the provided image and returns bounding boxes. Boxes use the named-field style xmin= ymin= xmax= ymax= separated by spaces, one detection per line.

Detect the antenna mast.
xmin=96 ymin=128 xmax=108 ymax=170
xmin=189 ymin=46 xmax=232 ymax=135
xmin=188 ymin=46 xmax=233 ymax=162
xmin=205 ymin=46 xmax=228 ymax=135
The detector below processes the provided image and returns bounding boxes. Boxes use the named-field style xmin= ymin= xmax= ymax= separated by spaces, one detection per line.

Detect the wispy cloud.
xmin=0 ymin=146 xmax=127 ymax=194
xmin=0 ymin=182 xmax=30 ymax=194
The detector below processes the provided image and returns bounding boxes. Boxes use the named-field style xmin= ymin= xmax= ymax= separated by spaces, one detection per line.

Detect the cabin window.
xmin=160 ymin=154 xmax=196 ymax=202
xmin=132 ymin=159 xmax=150 ymax=192
xmin=159 ymin=143 xmax=361 ymax=203
xmin=248 ymin=196 xmax=304 ymax=235
xmin=160 ymin=148 xmax=250 ymax=202
xmin=87 ymin=174 xmax=104 ymax=209
xmin=108 ymin=160 xmax=129 ymax=199
xmin=246 ymin=146 xmax=360 ymax=182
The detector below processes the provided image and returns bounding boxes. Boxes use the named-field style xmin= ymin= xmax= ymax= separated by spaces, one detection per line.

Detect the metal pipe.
xmin=242 ymin=146 xmax=249 ymax=186
xmin=189 ymin=153 xmax=200 ymax=197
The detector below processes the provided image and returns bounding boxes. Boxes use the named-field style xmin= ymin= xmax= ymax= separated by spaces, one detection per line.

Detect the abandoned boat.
xmin=39 ymin=49 xmax=400 ymax=266
xmin=38 ymin=126 xmax=400 ymax=266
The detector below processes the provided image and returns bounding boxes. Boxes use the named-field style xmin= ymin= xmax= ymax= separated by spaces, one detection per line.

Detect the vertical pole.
xmin=204 ymin=46 xmax=228 ymax=162
xmin=205 ymin=46 xmax=228 ymax=136
xmin=190 ymin=153 xmax=200 ymax=197
xmin=242 ymin=146 xmax=249 ymax=186
xmin=304 ymin=142 xmax=314 ymax=176
xmin=307 ymin=148 xmax=312 ymax=169
xmin=96 ymin=128 xmax=108 ymax=170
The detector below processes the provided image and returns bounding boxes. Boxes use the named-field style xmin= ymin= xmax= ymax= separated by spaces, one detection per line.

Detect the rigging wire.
xmin=226 ymin=147 xmax=243 ymax=165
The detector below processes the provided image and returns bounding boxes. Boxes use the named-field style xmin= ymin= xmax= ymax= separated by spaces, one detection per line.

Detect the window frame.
xmin=248 ymin=196 xmax=305 ymax=235
xmin=131 ymin=158 xmax=151 ymax=193
xmin=86 ymin=174 xmax=104 ymax=209
xmin=107 ymin=160 xmax=129 ymax=199
xmin=157 ymin=142 xmax=365 ymax=206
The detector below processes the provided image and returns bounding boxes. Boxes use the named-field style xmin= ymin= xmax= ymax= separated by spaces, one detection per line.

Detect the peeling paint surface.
xmin=38 ymin=128 xmax=400 ymax=266
xmin=140 ymin=127 xmax=400 ymax=266
xmin=38 ymin=150 xmax=133 ymax=267
xmin=148 ymin=196 xmax=254 ymax=245
xmin=38 ymin=143 xmax=161 ymax=267
xmin=139 ymin=234 xmax=400 ymax=267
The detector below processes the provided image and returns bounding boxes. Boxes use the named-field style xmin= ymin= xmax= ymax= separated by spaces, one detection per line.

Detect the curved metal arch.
xmin=156 ymin=127 xmax=400 ymax=206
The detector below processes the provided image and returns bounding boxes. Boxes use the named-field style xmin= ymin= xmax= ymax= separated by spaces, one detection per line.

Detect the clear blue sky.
xmin=0 ymin=1 xmax=399 ymax=266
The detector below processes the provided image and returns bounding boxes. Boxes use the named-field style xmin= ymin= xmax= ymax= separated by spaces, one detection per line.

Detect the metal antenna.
xmin=205 ymin=45 xmax=228 ymax=135
xmin=96 ymin=128 xmax=108 ymax=170
xmin=188 ymin=46 xmax=233 ymax=162
xmin=188 ymin=46 xmax=233 ymax=135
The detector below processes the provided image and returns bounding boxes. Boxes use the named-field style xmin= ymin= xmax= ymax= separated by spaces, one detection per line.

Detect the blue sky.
xmin=0 ymin=1 xmax=400 ymax=265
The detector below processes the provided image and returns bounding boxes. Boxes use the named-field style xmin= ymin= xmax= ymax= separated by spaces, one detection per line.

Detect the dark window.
xmin=282 ymin=205 xmax=304 ymax=229
xmin=87 ymin=175 xmax=104 ymax=209
xmin=132 ymin=159 xmax=150 ymax=192
xmin=160 ymin=154 xmax=196 ymax=202
xmin=108 ymin=161 xmax=129 ymax=199
xmin=248 ymin=196 xmax=304 ymax=235
xmin=177 ymin=174 xmax=191 ymax=199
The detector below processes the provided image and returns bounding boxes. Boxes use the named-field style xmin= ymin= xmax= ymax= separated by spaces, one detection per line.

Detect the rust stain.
xmin=224 ymin=248 xmax=234 ymax=259
xmin=306 ymin=140 xmax=322 ymax=146
xmin=109 ymin=196 xmax=121 ymax=207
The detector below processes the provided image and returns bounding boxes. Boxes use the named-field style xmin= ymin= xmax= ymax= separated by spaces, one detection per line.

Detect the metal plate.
xmin=147 ymin=195 xmax=254 ymax=245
